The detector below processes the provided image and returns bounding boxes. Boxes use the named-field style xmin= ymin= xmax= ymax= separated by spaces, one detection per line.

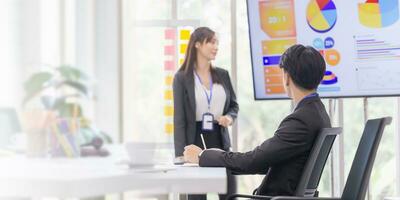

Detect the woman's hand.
xmin=217 ymin=115 xmax=233 ymax=128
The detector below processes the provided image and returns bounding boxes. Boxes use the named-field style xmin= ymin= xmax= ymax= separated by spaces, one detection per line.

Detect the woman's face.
xmin=196 ymin=35 xmax=219 ymax=61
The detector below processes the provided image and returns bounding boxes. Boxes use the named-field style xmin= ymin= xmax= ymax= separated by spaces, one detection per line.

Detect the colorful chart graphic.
xmin=306 ymin=0 xmax=337 ymax=33
xmin=358 ymin=0 xmax=399 ymax=28
xmin=320 ymin=49 xmax=341 ymax=66
xmin=313 ymin=37 xmax=341 ymax=66
xmin=259 ymin=0 xmax=296 ymax=38
xmin=321 ymin=71 xmax=338 ymax=85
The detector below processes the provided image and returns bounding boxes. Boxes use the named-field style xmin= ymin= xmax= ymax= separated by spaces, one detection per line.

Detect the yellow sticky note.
xmin=165 ymin=124 xmax=174 ymax=134
xmin=180 ymin=30 xmax=191 ymax=40
xmin=165 ymin=76 xmax=174 ymax=85
xmin=164 ymin=90 xmax=173 ymax=100
xmin=179 ymin=59 xmax=184 ymax=65
xmin=180 ymin=44 xmax=188 ymax=54
xmin=164 ymin=106 xmax=174 ymax=116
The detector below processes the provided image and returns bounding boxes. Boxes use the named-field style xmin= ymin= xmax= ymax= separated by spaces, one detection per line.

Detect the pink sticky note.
xmin=164 ymin=60 xmax=175 ymax=71
xmin=165 ymin=29 xmax=176 ymax=40
xmin=164 ymin=45 xmax=175 ymax=56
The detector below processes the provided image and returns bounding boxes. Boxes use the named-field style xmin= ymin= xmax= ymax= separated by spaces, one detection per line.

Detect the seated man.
xmin=183 ymin=44 xmax=331 ymax=196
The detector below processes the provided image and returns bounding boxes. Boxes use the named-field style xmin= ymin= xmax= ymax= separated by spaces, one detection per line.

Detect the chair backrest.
xmin=341 ymin=117 xmax=392 ymax=200
xmin=0 ymin=108 xmax=21 ymax=147
xmin=294 ymin=127 xmax=342 ymax=197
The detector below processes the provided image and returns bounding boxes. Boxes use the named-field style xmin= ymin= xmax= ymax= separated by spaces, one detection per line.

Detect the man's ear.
xmin=284 ymin=72 xmax=290 ymax=86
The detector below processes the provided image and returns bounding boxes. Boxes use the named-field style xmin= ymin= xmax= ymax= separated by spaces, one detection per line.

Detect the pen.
xmin=200 ymin=134 xmax=207 ymax=149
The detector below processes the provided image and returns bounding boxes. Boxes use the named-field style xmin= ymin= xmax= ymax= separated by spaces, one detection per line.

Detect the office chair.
xmin=0 ymin=108 xmax=21 ymax=147
xmin=227 ymin=127 xmax=342 ymax=200
xmin=266 ymin=117 xmax=392 ymax=200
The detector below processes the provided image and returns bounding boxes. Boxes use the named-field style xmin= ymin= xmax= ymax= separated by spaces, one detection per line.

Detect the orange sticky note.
xmin=164 ymin=90 xmax=173 ymax=100
xmin=164 ymin=106 xmax=174 ymax=116
xmin=165 ymin=124 xmax=174 ymax=134
xmin=165 ymin=76 xmax=174 ymax=85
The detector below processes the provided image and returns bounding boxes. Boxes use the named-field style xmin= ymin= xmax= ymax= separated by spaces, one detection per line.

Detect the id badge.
xmin=202 ymin=112 xmax=214 ymax=132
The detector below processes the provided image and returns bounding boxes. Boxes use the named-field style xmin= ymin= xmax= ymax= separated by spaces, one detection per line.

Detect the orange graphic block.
xmin=262 ymin=39 xmax=296 ymax=55
xmin=265 ymin=66 xmax=283 ymax=75
xmin=265 ymin=76 xmax=283 ymax=85
xmin=259 ymin=0 xmax=296 ymax=38
xmin=265 ymin=85 xmax=285 ymax=94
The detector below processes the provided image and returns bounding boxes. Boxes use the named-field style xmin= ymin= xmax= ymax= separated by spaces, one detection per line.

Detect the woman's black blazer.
xmin=173 ymin=67 xmax=239 ymax=156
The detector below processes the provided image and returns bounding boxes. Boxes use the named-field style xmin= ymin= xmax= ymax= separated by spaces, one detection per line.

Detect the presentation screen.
xmin=247 ymin=0 xmax=400 ymax=100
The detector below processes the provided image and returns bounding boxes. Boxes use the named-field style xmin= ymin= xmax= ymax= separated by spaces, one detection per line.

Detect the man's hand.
xmin=183 ymin=144 xmax=203 ymax=164
xmin=217 ymin=115 xmax=233 ymax=127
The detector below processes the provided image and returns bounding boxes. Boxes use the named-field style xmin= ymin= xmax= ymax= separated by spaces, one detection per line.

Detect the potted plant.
xmin=23 ymin=65 xmax=111 ymax=157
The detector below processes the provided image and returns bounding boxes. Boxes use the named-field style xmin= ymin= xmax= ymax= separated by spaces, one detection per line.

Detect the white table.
xmin=0 ymin=156 xmax=226 ymax=199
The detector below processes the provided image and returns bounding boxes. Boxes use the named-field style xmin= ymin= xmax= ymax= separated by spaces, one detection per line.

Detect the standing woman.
xmin=173 ymin=27 xmax=238 ymax=200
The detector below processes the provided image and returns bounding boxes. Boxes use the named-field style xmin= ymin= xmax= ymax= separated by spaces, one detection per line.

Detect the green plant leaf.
xmin=52 ymin=97 xmax=82 ymax=117
xmin=23 ymin=72 xmax=53 ymax=104
xmin=57 ymin=80 xmax=89 ymax=97
xmin=57 ymin=65 xmax=88 ymax=81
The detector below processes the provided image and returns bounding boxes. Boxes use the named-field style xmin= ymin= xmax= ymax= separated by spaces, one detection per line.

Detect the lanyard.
xmin=194 ymin=71 xmax=213 ymax=111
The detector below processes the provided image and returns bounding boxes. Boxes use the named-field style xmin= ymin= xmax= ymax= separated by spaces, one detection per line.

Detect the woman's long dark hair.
xmin=179 ymin=27 xmax=221 ymax=84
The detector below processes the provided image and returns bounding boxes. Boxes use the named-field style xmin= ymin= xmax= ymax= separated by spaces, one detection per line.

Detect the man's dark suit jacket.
xmin=173 ymin=67 xmax=239 ymax=157
xmin=199 ymin=95 xmax=331 ymax=196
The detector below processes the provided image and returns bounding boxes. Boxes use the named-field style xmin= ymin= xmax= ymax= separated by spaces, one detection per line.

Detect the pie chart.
xmin=307 ymin=0 xmax=337 ymax=33
xmin=358 ymin=0 xmax=399 ymax=28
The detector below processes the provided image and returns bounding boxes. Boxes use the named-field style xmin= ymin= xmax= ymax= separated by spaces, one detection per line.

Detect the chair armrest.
xmin=271 ymin=196 xmax=341 ymax=200
xmin=227 ymin=194 xmax=273 ymax=200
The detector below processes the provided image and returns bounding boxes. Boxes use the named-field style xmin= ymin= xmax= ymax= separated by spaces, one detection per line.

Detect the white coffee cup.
xmin=125 ymin=142 xmax=156 ymax=166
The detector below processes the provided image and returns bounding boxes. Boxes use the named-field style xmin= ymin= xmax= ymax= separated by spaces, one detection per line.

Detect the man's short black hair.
xmin=279 ymin=44 xmax=326 ymax=90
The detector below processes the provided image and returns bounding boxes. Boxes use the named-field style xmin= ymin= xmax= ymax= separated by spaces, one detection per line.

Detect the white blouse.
xmin=194 ymin=74 xmax=227 ymax=121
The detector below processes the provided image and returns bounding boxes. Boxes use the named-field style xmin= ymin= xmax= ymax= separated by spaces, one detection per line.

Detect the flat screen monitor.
xmin=247 ymin=0 xmax=400 ymax=99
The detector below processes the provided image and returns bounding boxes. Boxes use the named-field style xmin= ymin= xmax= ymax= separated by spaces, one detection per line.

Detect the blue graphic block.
xmin=263 ymin=56 xmax=281 ymax=66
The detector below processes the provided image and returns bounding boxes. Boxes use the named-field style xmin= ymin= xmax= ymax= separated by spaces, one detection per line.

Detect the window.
xmin=122 ymin=1 xmax=399 ymax=199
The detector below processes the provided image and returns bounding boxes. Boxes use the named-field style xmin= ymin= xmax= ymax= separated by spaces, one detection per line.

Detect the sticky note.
xmin=180 ymin=30 xmax=191 ymax=40
xmin=165 ymin=29 xmax=176 ymax=40
xmin=165 ymin=124 xmax=174 ymax=134
xmin=164 ymin=60 xmax=175 ymax=71
xmin=164 ymin=45 xmax=175 ymax=56
xmin=164 ymin=90 xmax=173 ymax=100
xmin=164 ymin=106 xmax=174 ymax=116
xmin=180 ymin=44 xmax=188 ymax=54
xmin=165 ymin=76 xmax=174 ymax=85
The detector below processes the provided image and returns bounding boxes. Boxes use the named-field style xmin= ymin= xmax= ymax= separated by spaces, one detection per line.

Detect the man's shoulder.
xmin=291 ymin=100 xmax=331 ymax=128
